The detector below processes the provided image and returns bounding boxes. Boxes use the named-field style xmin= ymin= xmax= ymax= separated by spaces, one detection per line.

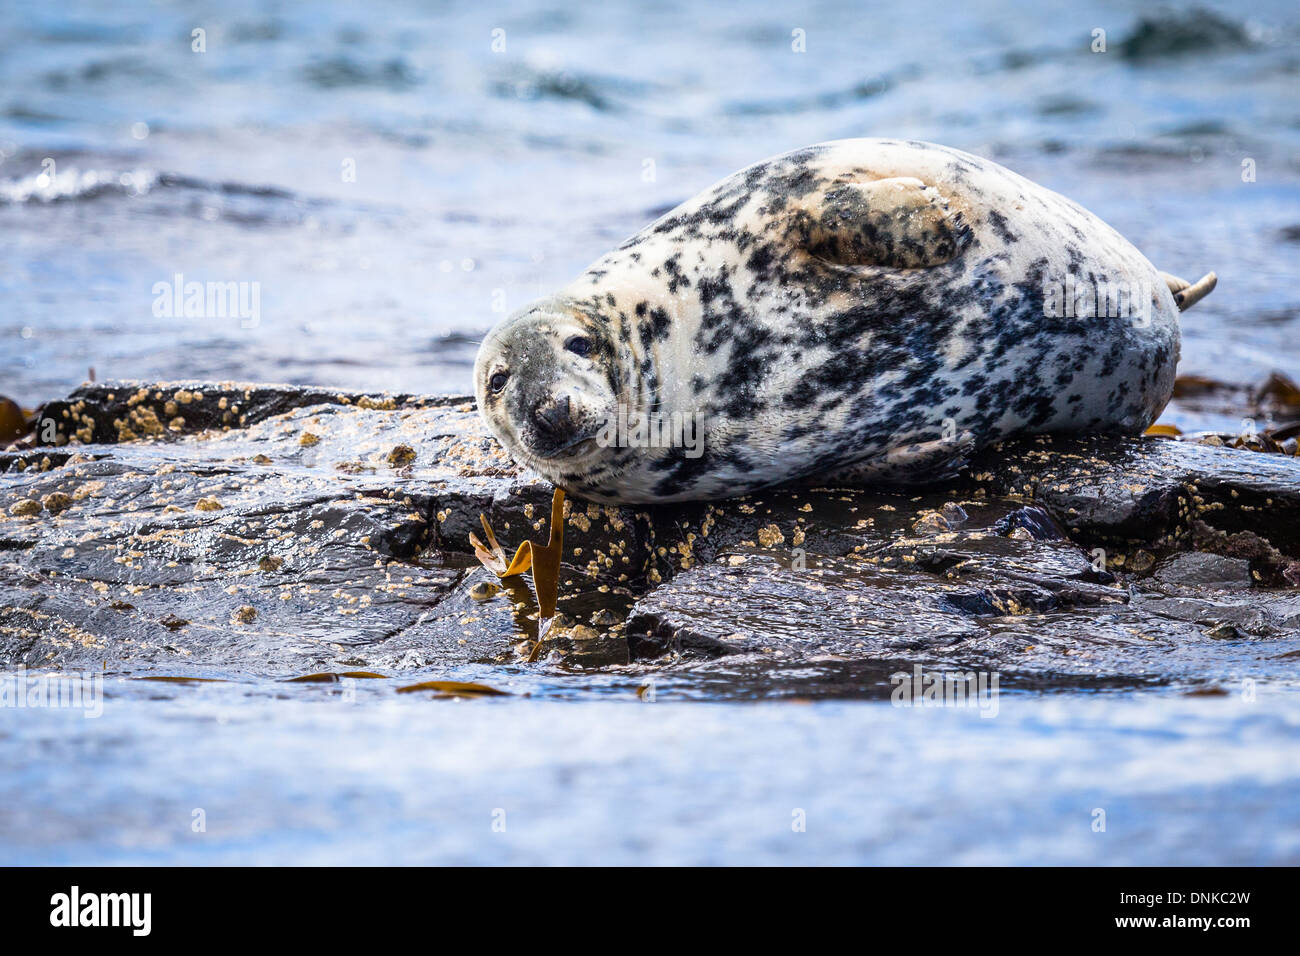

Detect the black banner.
xmin=2 ymin=866 xmax=1285 ymax=940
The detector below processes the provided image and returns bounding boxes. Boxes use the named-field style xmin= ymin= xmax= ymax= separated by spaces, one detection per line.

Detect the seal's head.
xmin=475 ymin=299 xmax=622 ymax=475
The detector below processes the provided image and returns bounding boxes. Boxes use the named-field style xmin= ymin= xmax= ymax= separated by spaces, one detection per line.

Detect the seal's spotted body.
xmin=476 ymin=139 xmax=1201 ymax=504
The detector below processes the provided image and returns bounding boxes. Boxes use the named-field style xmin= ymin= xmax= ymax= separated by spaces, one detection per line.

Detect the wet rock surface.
xmin=3 ymin=381 xmax=1300 ymax=696
xmin=965 ymin=433 xmax=1300 ymax=573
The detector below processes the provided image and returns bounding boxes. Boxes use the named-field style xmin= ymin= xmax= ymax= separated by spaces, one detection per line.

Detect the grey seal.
xmin=474 ymin=138 xmax=1215 ymax=504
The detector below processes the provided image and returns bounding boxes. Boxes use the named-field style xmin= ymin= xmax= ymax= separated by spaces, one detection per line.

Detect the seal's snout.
xmin=532 ymin=394 xmax=573 ymax=439
xmin=527 ymin=391 xmax=594 ymax=458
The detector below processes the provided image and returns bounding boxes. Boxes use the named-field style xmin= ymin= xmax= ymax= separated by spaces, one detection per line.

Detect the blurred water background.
xmin=2 ymin=0 xmax=1298 ymax=407
xmin=2 ymin=0 xmax=1299 ymax=865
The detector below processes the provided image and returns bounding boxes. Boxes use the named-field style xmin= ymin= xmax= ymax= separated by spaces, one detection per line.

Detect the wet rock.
xmin=912 ymin=511 xmax=951 ymax=535
xmin=26 ymin=382 xmax=432 ymax=446
xmin=940 ymin=502 xmax=968 ymax=526
xmin=387 ymin=444 xmax=416 ymax=467
xmin=622 ymin=442 xmax=1300 ymax=688
xmin=872 ymin=534 xmax=1123 ymax=614
xmin=965 ymin=433 xmax=1300 ymax=557
xmin=1152 ymin=552 xmax=1253 ymax=591
xmin=642 ymin=487 xmax=1013 ymax=578
xmin=40 ymin=492 xmax=72 ymax=513
xmin=991 ymin=504 xmax=1066 ymax=541
xmin=2 ymin=381 xmax=1300 ymax=694
xmin=626 ymin=552 xmax=986 ymax=661
xmin=1128 ymin=588 xmax=1300 ymax=640
xmin=625 ymin=548 xmax=1300 ymax=689
xmin=1185 ymin=523 xmax=1299 ymax=587
xmin=1126 ymin=550 xmax=1156 ymax=573
xmin=541 ymin=621 xmax=629 ymax=668
xmin=626 ymin=503 xmax=1125 ymax=667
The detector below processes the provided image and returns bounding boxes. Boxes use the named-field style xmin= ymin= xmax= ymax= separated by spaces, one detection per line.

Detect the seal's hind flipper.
xmin=797 ymin=177 xmax=972 ymax=269
xmin=1160 ymin=270 xmax=1217 ymax=311
xmin=816 ymin=431 xmax=976 ymax=488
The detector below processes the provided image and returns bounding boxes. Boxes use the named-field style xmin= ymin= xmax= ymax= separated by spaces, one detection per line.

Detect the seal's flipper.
xmin=798 ymin=177 xmax=972 ymax=269
xmin=815 ymin=431 xmax=976 ymax=488
xmin=1160 ymin=270 xmax=1217 ymax=312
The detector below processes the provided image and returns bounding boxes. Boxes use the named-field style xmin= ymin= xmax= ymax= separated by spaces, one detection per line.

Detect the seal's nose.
xmin=532 ymin=395 xmax=573 ymax=438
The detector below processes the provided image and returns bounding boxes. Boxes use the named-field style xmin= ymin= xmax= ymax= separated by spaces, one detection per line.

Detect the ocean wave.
xmin=491 ymin=65 xmax=651 ymax=113
xmin=42 ymin=55 xmax=174 ymax=89
xmin=0 ymin=166 xmax=159 ymax=204
xmin=156 ymin=174 xmax=298 ymax=200
xmin=301 ymin=55 xmax=422 ymax=90
xmin=1119 ymin=8 xmax=1257 ymax=61
xmin=0 ymin=166 xmax=310 ymax=206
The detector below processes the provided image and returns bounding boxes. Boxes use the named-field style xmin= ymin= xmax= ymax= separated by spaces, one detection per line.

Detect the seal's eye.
xmin=564 ymin=336 xmax=592 ymax=357
xmin=489 ymin=371 xmax=509 ymax=393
